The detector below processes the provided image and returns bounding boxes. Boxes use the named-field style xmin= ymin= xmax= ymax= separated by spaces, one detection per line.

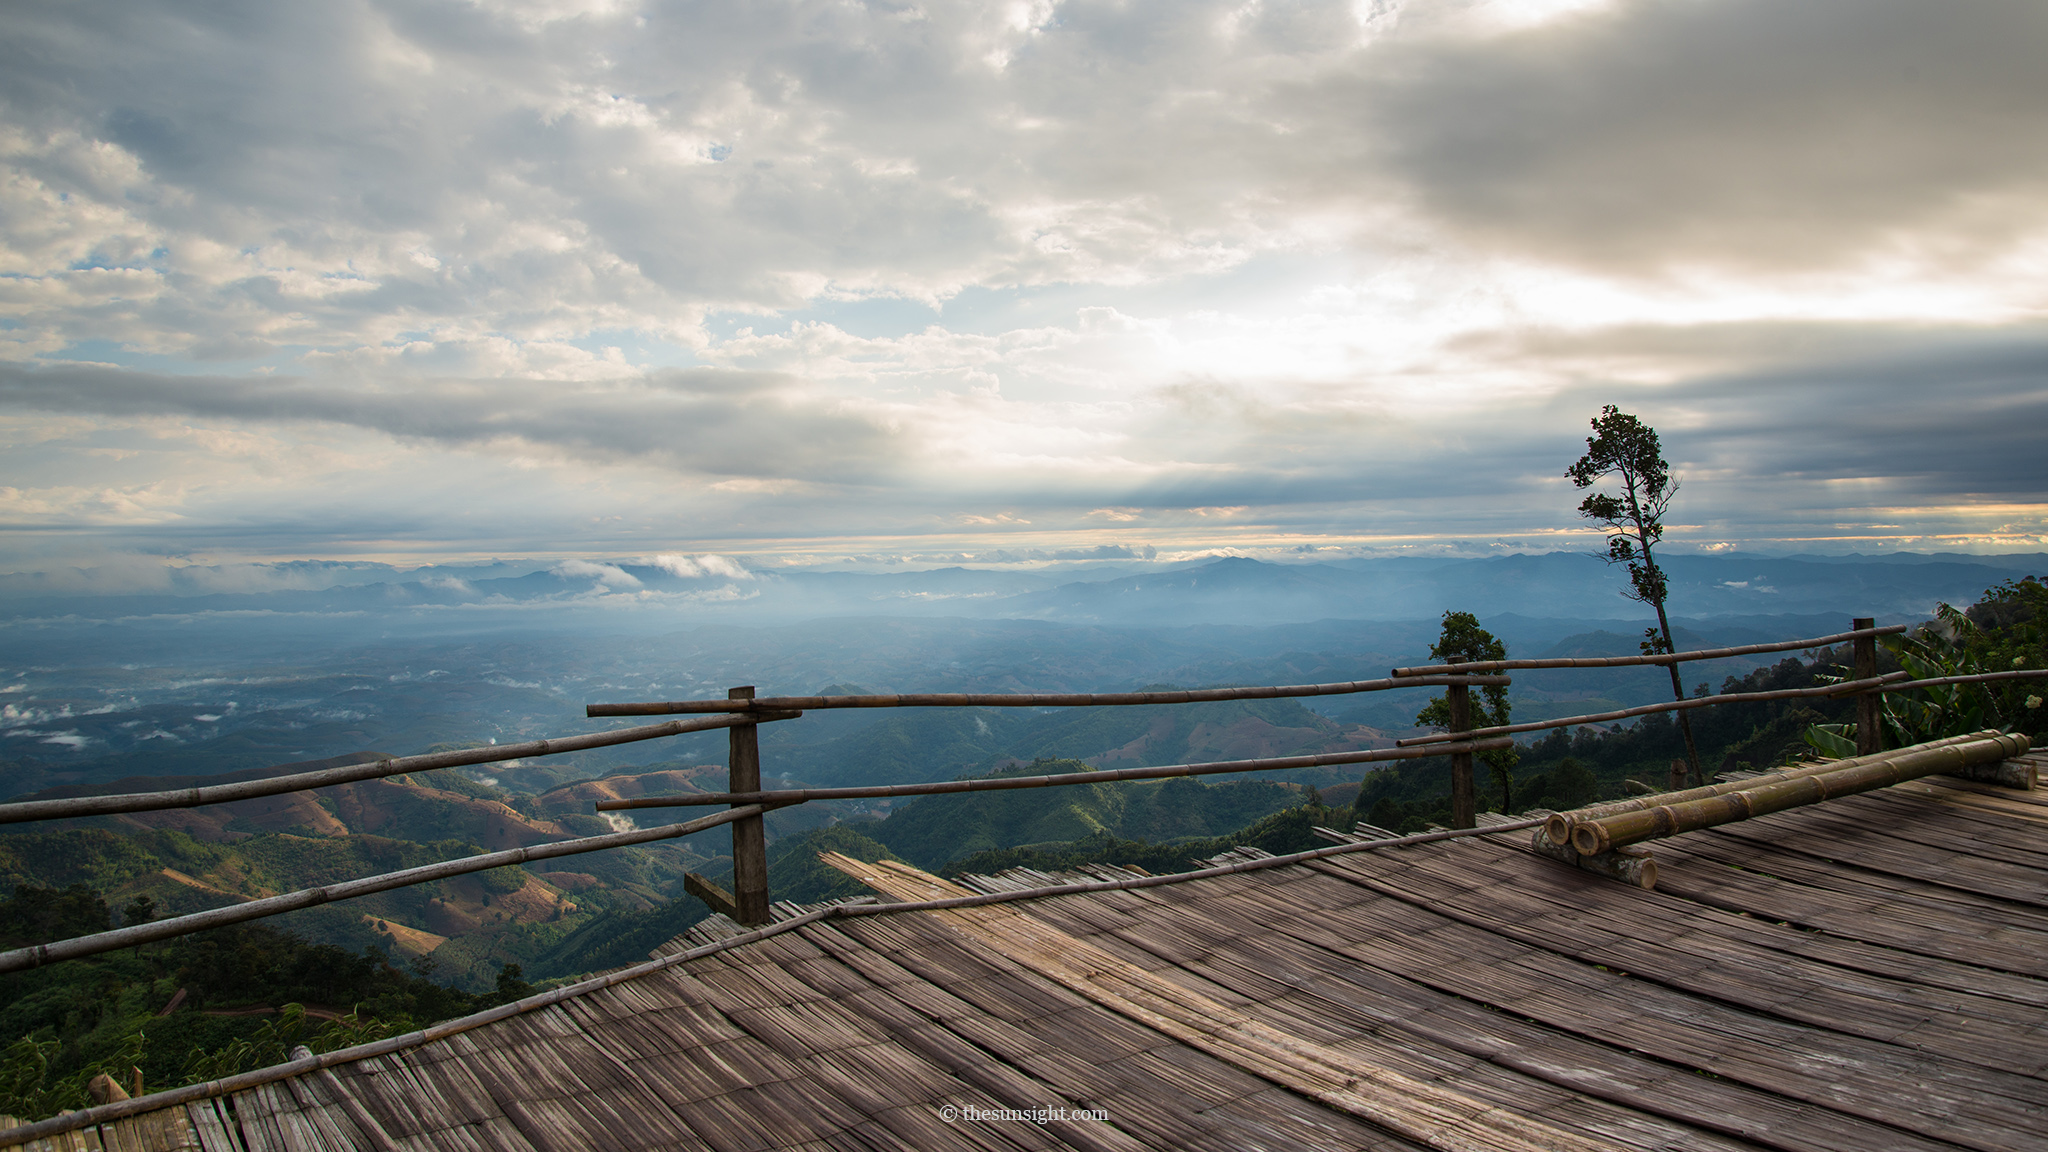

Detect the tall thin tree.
xmin=1568 ymin=405 xmax=1704 ymax=785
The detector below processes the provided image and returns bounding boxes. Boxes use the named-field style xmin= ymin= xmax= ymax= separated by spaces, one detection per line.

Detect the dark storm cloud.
xmin=1367 ymin=0 xmax=2048 ymax=272
xmin=1652 ymin=332 xmax=2048 ymax=499
xmin=0 ymin=362 xmax=899 ymax=483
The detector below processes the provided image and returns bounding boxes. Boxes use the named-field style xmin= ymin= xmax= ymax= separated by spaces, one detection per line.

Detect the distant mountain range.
xmin=3 ymin=551 xmax=2039 ymax=631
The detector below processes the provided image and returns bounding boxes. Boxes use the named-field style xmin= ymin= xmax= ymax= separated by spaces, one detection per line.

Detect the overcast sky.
xmin=3 ymin=0 xmax=2045 ymax=580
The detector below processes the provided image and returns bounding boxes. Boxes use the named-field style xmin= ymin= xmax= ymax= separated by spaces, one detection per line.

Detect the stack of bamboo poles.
xmin=1536 ymin=731 xmax=2031 ymax=887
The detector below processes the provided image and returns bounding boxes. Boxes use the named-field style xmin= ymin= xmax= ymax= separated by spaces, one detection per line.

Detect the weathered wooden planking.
xmin=665 ymin=916 xmax=1137 ymax=1149
xmin=48 ymin=753 xmax=2048 ymax=1152
xmin=1029 ymin=876 xmax=1950 ymax=1152
xmin=1811 ymin=786 xmax=2048 ymax=856
xmin=1657 ymin=830 xmax=2048 ymax=941
xmin=1701 ymin=813 xmax=2048 ymax=907
xmin=179 ymin=1101 xmax=240 ymax=1152
xmin=1368 ymin=811 xmax=2039 ymax=983
xmin=818 ymin=895 xmax=1425 ymax=1152
xmin=1919 ymin=773 xmax=2048 ymax=809
xmin=810 ymin=936 xmax=1400 ymax=1152
xmin=825 ymin=854 xmax=1624 ymax=1152
xmin=1317 ymin=840 xmax=2048 ymax=1076
xmin=1269 ymin=862 xmax=2048 ymax=1150
xmin=1648 ymin=843 xmax=2048 ymax=988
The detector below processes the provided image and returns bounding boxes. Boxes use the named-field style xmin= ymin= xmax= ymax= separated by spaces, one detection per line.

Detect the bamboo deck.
xmin=11 ymin=766 xmax=2047 ymax=1151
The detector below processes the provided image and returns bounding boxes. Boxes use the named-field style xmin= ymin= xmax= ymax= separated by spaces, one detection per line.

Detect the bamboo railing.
xmin=0 ymin=711 xmax=800 ymax=825
xmin=0 ymin=804 xmax=787 ymax=974
xmin=1395 ymin=669 xmax=2048 ymax=747
xmin=585 ymin=674 xmax=1512 ymax=716
xmin=1390 ymin=624 xmax=1908 ymax=675
xmin=1395 ymin=674 xmax=1910 ymax=746
xmin=0 ymin=620 xmax=2036 ymax=965
xmin=596 ymin=737 xmax=1517 ymax=811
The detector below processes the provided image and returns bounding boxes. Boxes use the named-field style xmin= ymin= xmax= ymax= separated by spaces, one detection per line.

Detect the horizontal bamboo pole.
xmin=0 ymin=803 xmax=788 ymax=974
xmin=584 ymin=674 xmax=1511 ymax=717
xmin=1398 ymin=673 xmax=1910 ymax=747
xmin=1881 ymin=668 xmax=2048 ymax=691
xmin=1540 ymin=730 xmax=1999 ymax=846
xmin=595 ymin=737 xmax=1519 ymax=811
xmin=0 ymin=814 xmax=1550 ymax=1149
xmin=1392 ymin=624 xmax=1907 ymax=676
xmin=0 ymin=711 xmax=800 ymax=826
xmin=1569 ymin=733 xmax=2031 ymax=856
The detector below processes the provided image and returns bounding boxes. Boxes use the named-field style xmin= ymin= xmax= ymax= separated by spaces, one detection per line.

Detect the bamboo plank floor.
xmin=24 ymin=766 xmax=2047 ymax=1151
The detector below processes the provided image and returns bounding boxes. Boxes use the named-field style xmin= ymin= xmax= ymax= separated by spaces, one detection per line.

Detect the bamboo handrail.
xmin=1879 ymin=668 xmax=2048 ymax=692
xmin=0 ymin=711 xmax=800 ymax=825
xmin=583 ymin=675 xmax=1511 ymax=717
xmin=0 ymin=815 xmax=1549 ymax=1149
xmin=0 ymin=803 xmax=789 ymax=974
xmin=1391 ymin=624 xmax=1908 ymax=676
xmin=594 ymin=737 xmax=1519 ymax=810
xmin=1567 ymin=732 xmax=2031 ymax=856
xmin=1397 ymin=674 xmax=1911 ymax=746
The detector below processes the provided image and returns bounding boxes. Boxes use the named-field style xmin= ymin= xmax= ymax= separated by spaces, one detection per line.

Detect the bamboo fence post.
xmin=728 ymin=686 xmax=771 ymax=926
xmin=1448 ymin=682 xmax=1475 ymax=829
xmin=1853 ymin=617 xmax=1884 ymax=756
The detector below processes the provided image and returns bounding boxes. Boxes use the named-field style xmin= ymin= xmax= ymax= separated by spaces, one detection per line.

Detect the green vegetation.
xmin=857 ymin=761 xmax=1309 ymax=869
xmin=766 ymin=696 xmax=1345 ymax=789
xmin=1348 ymin=596 xmax=2048 ymax=836
xmin=0 ymin=883 xmax=525 ymax=1122
xmin=520 ymin=772 xmax=1321 ymax=979
xmin=1830 ymin=578 xmax=2048 ymax=747
xmin=940 ymin=802 xmax=1344 ymax=877
xmin=523 ymin=824 xmax=904 ymax=977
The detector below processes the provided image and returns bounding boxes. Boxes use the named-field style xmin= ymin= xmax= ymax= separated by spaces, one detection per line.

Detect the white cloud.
xmin=0 ymin=0 xmax=2042 ymax=568
xmin=550 ymin=559 xmax=642 ymax=587
xmin=642 ymin=553 xmax=753 ymax=580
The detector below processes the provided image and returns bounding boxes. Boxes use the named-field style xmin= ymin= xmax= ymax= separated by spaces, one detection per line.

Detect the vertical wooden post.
xmin=1852 ymin=617 xmax=1883 ymax=756
xmin=728 ymin=686 xmax=770 ymax=926
xmin=1448 ymin=682 xmax=1475 ymax=829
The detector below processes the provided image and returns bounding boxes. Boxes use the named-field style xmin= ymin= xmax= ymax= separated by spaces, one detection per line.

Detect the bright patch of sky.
xmin=2 ymin=0 xmax=2046 ymax=583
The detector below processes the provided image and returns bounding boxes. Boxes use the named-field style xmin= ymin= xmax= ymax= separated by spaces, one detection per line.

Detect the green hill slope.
xmin=863 ymin=759 xmax=1312 ymax=868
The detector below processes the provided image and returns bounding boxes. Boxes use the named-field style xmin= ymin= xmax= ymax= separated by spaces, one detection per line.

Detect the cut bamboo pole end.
xmin=1526 ymin=831 xmax=1657 ymax=889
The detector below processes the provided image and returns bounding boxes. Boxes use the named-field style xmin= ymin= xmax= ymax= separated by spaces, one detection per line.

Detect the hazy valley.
xmin=3 ymin=549 xmax=2039 ymax=993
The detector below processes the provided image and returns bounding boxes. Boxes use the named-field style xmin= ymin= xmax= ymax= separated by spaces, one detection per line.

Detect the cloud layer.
xmin=1 ymin=0 xmax=2044 ymax=570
